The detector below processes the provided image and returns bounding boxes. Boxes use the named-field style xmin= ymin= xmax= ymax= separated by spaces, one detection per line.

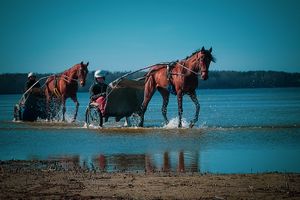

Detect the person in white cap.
xmin=25 ymin=72 xmax=40 ymax=91
xmin=89 ymin=70 xmax=108 ymax=114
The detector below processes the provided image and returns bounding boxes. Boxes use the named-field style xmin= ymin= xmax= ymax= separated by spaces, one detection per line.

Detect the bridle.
xmin=76 ymin=66 xmax=88 ymax=83
xmin=175 ymin=62 xmax=201 ymax=76
xmin=56 ymin=64 xmax=88 ymax=84
xmin=174 ymin=52 xmax=208 ymax=76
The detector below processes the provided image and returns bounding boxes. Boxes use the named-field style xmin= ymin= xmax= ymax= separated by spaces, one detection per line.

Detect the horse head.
xmin=78 ymin=61 xmax=89 ymax=86
xmin=187 ymin=47 xmax=215 ymax=80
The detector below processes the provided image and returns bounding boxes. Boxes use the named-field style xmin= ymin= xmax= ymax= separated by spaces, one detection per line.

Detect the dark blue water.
xmin=0 ymin=88 xmax=300 ymax=173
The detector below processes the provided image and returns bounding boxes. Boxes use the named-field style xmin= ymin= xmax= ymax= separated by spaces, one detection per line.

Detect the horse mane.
xmin=186 ymin=49 xmax=201 ymax=59
xmin=185 ymin=49 xmax=216 ymax=63
xmin=61 ymin=63 xmax=81 ymax=76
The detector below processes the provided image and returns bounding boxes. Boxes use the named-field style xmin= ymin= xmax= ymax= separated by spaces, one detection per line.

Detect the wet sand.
xmin=1 ymin=160 xmax=300 ymax=199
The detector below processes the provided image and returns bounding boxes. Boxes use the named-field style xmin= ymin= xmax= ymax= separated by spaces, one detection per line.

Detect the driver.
xmin=25 ymin=72 xmax=41 ymax=91
xmin=89 ymin=70 xmax=108 ymax=115
xmin=24 ymin=72 xmax=41 ymax=100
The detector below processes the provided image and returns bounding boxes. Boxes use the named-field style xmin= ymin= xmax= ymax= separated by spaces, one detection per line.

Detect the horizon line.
xmin=1 ymin=69 xmax=300 ymax=75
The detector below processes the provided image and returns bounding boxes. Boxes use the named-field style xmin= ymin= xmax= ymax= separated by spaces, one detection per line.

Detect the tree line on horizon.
xmin=0 ymin=70 xmax=299 ymax=94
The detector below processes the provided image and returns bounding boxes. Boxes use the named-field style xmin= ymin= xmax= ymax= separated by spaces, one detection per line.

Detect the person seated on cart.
xmin=17 ymin=72 xmax=42 ymax=121
xmin=25 ymin=72 xmax=41 ymax=91
xmin=89 ymin=70 xmax=108 ymax=115
xmin=23 ymin=72 xmax=42 ymax=101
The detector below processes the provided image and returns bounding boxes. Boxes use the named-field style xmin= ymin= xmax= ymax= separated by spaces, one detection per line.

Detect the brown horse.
xmin=139 ymin=47 xmax=215 ymax=128
xmin=45 ymin=61 xmax=89 ymax=122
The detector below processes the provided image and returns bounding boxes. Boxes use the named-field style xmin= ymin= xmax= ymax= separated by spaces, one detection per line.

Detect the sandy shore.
xmin=1 ymin=160 xmax=300 ymax=199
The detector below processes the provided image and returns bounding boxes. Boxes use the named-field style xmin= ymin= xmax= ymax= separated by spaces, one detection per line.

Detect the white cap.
xmin=28 ymin=72 xmax=35 ymax=78
xmin=94 ymin=70 xmax=107 ymax=78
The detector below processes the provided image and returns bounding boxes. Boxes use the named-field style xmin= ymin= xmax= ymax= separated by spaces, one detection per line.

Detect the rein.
xmin=175 ymin=62 xmax=202 ymax=76
xmin=57 ymin=65 xmax=85 ymax=84
xmin=61 ymin=66 xmax=83 ymax=83
xmin=19 ymin=73 xmax=79 ymax=104
xmin=60 ymin=74 xmax=78 ymax=83
xmin=51 ymin=72 xmax=81 ymax=98
xmin=18 ymin=75 xmax=53 ymax=105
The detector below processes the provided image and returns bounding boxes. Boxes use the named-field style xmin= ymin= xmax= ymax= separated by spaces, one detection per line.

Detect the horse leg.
xmin=189 ymin=91 xmax=200 ymax=128
xmin=71 ymin=96 xmax=79 ymax=122
xmin=138 ymin=93 xmax=154 ymax=127
xmin=45 ymin=88 xmax=51 ymax=121
xmin=46 ymin=98 xmax=49 ymax=121
xmin=157 ymin=87 xmax=170 ymax=125
xmin=62 ymin=97 xmax=66 ymax=121
xmin=177 ymin=92 xmax=183 ymax=128
xmin=124 ymin=116 xmax=131 ymax=127
xmin=138 ymin=77 xmax=156 ymax=127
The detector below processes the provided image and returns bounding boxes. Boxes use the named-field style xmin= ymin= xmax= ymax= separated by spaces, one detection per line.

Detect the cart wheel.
xmin=85 ymin=104 xmax=103 ymax=127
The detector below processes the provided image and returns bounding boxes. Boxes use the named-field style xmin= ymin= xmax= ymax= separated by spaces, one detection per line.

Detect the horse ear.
xmin=209 ymin=47 xmax=212 ymax=53
xmin=86 ymin=62 xmax=89 ymax=66
xmin=80 ymin=61 xmax=83 ymax=65
xmin=201 ymin=46 xmax=205 ymax=51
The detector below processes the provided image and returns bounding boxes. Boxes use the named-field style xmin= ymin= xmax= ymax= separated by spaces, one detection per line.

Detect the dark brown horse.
xmin=45 ymin=61 xmax=89 ymax=122
xmin=139 ymin=47 xmax=215 ymax=128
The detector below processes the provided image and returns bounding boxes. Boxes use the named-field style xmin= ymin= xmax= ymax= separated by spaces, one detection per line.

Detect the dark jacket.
xmin=89 ymin=82 xmax=108 ymax=100
xmin=25 ymin=79 xmax=41 ymax=91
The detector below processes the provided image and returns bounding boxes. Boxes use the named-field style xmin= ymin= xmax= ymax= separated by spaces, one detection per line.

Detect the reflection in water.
xmin=46 ymin=151 xmax=200 ymax=173
xmin=1 ymin=89 xmax=300 ymax=173
xmin=145 ymin=151 xmax=199 ymax=173
xmin=163 ymin=152 xmax=170 ymax=172
xmin=48 ymin=155 xmax=81 ymax=170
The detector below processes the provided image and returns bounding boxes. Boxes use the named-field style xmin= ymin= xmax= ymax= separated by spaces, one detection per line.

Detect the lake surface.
xmin=1 ymin=88 xmax=300 ymax=173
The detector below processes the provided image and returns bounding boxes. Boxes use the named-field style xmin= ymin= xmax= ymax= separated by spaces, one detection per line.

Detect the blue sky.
xmin=0 ymin=0 xmax=300 ymax=73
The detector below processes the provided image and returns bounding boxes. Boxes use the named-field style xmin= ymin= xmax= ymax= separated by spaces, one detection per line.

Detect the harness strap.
xmin=166 ymin=64 xmax=177 ymax=95
xmin=176 ymin=62 xmax=202 ymax=76
xmin=53 ymin=88 xmax=62 ymax=98
xmin=54 ymin=75 xmax=58 ymax=88
xmin=53 ymin=75 xmax=62 ymax=98
xmin=166 ymin=65 xmax=171 ymax=81
xmin=166 ymin=62 xmax=178 ymax=79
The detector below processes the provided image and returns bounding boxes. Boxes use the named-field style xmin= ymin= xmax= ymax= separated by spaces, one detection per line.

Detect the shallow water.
xmin=1 ymin=88 xmax=300 ymax=173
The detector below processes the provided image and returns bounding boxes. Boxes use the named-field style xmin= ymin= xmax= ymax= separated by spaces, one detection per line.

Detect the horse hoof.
xmin=189 ymin=123 xmax=195 ymax=128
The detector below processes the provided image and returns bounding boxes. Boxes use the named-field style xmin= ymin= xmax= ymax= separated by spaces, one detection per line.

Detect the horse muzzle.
xmin=80 ymin=80 xmax=85 ymax=87
xmin=201 ymin=72 xmax=208 ymax=80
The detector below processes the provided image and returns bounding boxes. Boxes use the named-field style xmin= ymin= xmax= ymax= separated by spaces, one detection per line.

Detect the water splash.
xmin=163 ymin=117 xmax=189 ymax=129
xmin=83 ymin=122 xmax=88 ymax=128
xmin=199 ymin=121 xmax=209 ymax=129
xmin=63 ymin=113 xmax=74 ymax=123
xmin=83 ymin=122 xmax=102 ymax=129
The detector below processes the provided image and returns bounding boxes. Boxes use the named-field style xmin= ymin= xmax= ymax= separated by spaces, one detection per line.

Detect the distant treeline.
xmin=0 ymin=70 xmax=299 ymax=94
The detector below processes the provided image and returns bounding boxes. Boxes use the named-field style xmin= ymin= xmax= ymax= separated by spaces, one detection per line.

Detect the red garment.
xmin=95 ymin=96 xmax=106 ymax=115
